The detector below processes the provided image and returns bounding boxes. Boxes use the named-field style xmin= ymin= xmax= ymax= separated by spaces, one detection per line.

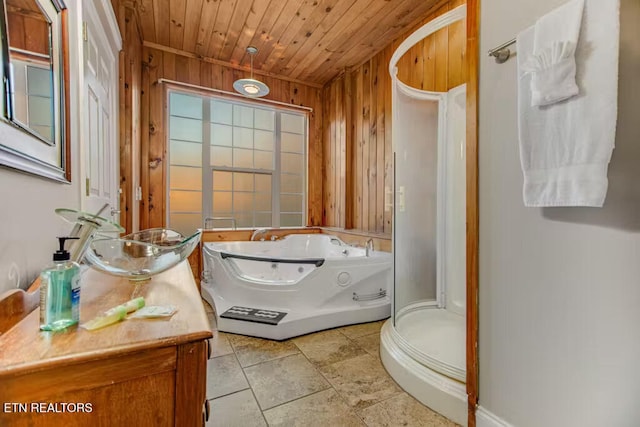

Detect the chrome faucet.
xmin=251 ymin=228 xmax=269 ymax=241
xmin=365 ymin=238 xmax=374 ymax=257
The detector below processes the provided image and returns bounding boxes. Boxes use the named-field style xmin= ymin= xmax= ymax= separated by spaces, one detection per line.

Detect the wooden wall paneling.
xmin=338 ymin=75 xmax=346 ymax=227
xmin=423 ymin=33 xmax=437 ymax=91
xmin=344 ymin=73 xmax=354 ymax=229
xmin=175 ymin=54 xmax=189 ymax=83
xmin=409 ymin=38 xmax=425 ymax=90
xmin=466 ymin=0 xmax=478 ymax=424
xmin=327 ymin=81 xmax=337 ymax=226
xmin=434 ymin=25 xmax=449 ymax=92
xmin=188 ymin=57 xmax=201 ymax=85
xmin=200 ymin=60 xmax=212 ymax=88
xmin=308 ymin=87 xmax=323 ymax=226
xmin=361 ymin=60 xmax=371 ymax=232
xmin=368 ymin=56 xmax=378 ymax=232
xmin=140 ymin=47 xmax=151 ymax=229
xmin=353 ymin=67 xmax=363 ymax=230
xmin=131 ymin=13 xmax=142 ymax=233
xmin=448 ymin=11 xmax=465 ymax=88
xmin=375 ymin=52 xmax=386 ymax=233
xmin=383 ymin=44 xmax=393 ymax=234
xmin=114 ymin=0 xmax=143 ymax=234
xmin=116 ymin=0 xmax=128 ymax=232
xmin=148 ymin=49 xmax=165 ymax=228
xmin=321 ymin=84 xmax=330 ymax=226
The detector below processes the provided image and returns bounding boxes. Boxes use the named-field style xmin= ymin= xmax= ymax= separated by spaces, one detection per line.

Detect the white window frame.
xmin=166 ymin=88 xmax=308 ymax=230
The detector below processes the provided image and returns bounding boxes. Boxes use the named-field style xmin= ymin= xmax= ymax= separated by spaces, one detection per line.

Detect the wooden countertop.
xmin=0 ymin=261 xmax=212 ymax=377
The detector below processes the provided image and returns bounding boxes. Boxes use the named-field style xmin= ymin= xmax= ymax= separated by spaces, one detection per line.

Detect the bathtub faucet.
xmin=365 ymin=238 xmax=374 ymax=257
xmin=251 ymin=228 xmax=270 ymax=241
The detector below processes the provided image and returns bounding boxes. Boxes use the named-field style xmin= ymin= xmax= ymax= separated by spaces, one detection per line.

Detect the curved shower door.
xmin=393 ymin=82 xmax=446 ymax=322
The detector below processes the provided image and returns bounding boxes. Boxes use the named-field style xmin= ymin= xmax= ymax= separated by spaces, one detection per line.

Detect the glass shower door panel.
xmin=394 ymin=90 xmax=440 ymax=318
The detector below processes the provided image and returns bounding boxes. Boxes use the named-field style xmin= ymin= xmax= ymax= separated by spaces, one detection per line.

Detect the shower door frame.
xmin=391 ymin=79 xmax=450 ymax=327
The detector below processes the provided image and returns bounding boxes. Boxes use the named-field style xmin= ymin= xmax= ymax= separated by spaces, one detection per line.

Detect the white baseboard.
xmin=476 ymin=406 xmax=514 ymax=427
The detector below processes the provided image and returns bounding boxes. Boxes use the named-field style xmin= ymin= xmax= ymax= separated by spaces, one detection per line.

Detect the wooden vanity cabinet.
xmin=0 ymin=261 xmax=212 ymax=426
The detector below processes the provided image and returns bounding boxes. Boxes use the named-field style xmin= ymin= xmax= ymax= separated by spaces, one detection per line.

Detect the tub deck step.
xmin=220 ymin=306 xmax=287 ymax=325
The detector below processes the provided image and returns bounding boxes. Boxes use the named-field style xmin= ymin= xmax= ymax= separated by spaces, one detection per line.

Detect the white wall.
xmin=0 ymin=1 xmax=83 ymax=294
xmin=479 ymin=0 xmax=640 ymax=426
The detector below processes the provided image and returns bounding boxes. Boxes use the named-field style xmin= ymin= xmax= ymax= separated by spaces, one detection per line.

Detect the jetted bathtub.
xmin=202 ymin=234 xmax=391 ymax=340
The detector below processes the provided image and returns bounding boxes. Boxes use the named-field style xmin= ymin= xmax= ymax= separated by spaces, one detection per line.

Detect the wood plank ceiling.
xmin=133 ymin=0 xmax=443 ymax=85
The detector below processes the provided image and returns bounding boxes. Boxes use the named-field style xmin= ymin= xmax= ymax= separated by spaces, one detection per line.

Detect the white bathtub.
xmin=202 ymin=234 xmax=391 ymax=340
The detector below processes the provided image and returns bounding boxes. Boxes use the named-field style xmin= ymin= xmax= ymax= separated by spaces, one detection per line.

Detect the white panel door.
xmin=82 ymin=4 xmax=119 ymax=222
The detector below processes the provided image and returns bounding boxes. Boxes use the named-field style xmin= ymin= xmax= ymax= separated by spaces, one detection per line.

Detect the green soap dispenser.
xmin=40 ymin=237 xmax=81 ymax=331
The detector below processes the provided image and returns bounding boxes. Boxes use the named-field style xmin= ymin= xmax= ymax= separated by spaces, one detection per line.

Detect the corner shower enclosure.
xmin=379 ymin=5 xmax=468 ymax=426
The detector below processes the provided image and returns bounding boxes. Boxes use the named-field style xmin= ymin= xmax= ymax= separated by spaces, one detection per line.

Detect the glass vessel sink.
xmin=84 ymin=228 xmax=201 ymax=281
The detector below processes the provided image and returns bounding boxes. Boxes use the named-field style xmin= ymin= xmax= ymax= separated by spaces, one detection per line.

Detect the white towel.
xmin=523 ymin=0 xmax=585 ymax=106
xmin=516 ymin=0 xmax=620 ymax=207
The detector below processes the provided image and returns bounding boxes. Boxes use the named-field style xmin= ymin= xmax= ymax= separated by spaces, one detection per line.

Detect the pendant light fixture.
xmin=233 ymin=46 xmax=269 ymax=98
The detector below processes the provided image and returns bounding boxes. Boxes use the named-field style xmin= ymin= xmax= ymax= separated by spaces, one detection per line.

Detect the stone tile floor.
xmin=203 ymin=301 xmax=458 ymax=427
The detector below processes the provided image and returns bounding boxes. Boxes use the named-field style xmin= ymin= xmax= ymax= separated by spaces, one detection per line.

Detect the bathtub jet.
xmin=202 ymin=234 xmax=392 ymax=340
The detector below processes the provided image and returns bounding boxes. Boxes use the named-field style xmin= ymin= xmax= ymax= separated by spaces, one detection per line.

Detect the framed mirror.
xmin=0 ymin=0 xmax=70 ymax=181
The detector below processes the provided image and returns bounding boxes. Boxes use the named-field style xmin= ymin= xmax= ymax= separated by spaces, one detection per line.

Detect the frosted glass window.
xmin=211 ymin=100 xmax=232 ymax=124
xmin=233 ymin=127 xmax=253 ymax=148
xmin=281 ymin=153 xmax=303 ymax=174
xmin=281 ymin=113 xmax=304 ymax=134
xmin=254 ymin=109 xmax=274 ymax=130
xmin=255 ymin=175 xmax=272 ymax=192
xmin=235 ymin=214 xmax=253 ymax=228
xmin=233 ymin=172 xmax=254 ymax=191
xmin=254 ymin=150 xmax=273 ymax=170
xmin=211 ymin=146 xmax=232 ymax=167
xmin=27 ymin=67 xmax=52 ymax=97
xmin=280 ymin=214 xmax=303 ymax=227
xmin=168 ymin=90 xmax=307 ymax=229
xmin=233 ymin=105 xmax=253 ymax=128
xmin=170 ymin=166 xmax=202 ymax=190
xmin=169 ymin=213 xmax=202 ymax=236
xmin=211 ymin=124 xmax=232 ymax=146
xmin=254 ymin=130 xmax=274 ymax=151
xmin=234 ymin=193 xmax=253 ymax=211
xmin=255 ymin=213 xmax=272 ymax=227
xmin=255 ymin=193 xmax=271 ymax=211
xmin=213 ymin=191 xmax=232 ymax=211
xmin=281 ymin=173 xmax=303 ymax=193
xmin=170 ymin=190 xmax=202 ymax=212
xmin=170 ymin=140 xmax=201 ymax=167
xmin=280 ymin=194 xmax=303 ymax=212
xmin=282 ymin=132 xmax=304 ymax=153
xmin=170 ymin=116 xmax=202 ymax=142
xmin=233 ymin=148 xmax=253 ymax=168
xmin=213 ymin=171 xmax=232 ymax=191
xmin=28 ymin=96 xmax=53 ymax=126
xmin=170 ymin=93 xmax=202 ymax=119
